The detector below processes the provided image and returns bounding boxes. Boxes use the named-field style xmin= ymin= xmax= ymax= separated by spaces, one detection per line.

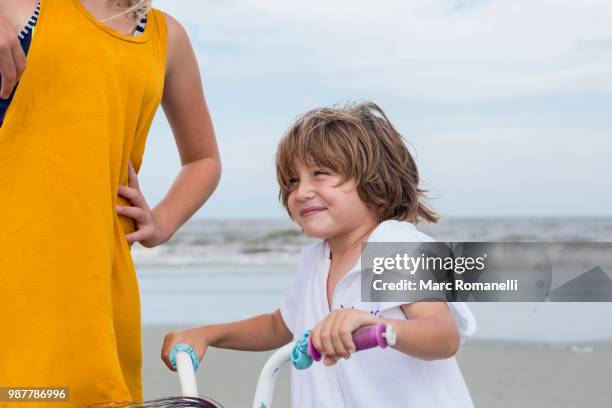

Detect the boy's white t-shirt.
xmin=280 ymin=220 xmax=477 ymax=408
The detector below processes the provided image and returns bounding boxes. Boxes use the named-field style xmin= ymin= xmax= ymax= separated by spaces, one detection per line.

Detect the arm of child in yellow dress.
xmin=0 ymin=0 xmax=34 ymax=98
xmin=161 ymin=309 xmax=293 ymax=371
xmin=149 ymin=13 xmax=222 ymax=243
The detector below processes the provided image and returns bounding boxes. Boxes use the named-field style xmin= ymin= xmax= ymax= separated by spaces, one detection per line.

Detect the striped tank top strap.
xmin=18 ymin=0 xmax=41 ymax=40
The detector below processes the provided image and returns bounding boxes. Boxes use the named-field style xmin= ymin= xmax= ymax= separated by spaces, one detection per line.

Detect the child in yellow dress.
xmin=0 ymin=1 xmax=221 ymax=406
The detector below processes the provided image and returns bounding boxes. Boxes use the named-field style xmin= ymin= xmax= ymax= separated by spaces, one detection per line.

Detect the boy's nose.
xmin=295 ymin=180 xmax=315 ymax=201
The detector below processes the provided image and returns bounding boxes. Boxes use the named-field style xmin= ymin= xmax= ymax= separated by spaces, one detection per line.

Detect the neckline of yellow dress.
xmin=70 ymin=0 xmax=152 ymax=43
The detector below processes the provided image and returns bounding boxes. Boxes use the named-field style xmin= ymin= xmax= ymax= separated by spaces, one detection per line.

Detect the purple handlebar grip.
xmin=307 ymin=337 xmax=322 ymax=361
xmin=352 ymin=322 xmax=389 ymax=350
xmin=307 ymin=322 xmax=389 ymax=361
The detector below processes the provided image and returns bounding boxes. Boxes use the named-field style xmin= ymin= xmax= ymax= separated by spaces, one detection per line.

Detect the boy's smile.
xmin=299 ymin=205 xmax=327 ymax=218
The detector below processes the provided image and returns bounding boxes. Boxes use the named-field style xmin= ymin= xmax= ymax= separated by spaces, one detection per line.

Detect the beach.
xmin=134 ymin=218 xmax=612 ymax=407
xmin=142 ymin=325 xmax=612 ymax=407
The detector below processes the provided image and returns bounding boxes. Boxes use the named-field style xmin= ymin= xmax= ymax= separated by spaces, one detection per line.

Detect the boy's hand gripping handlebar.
xmin=168 ymin=342 xmax=201 ymax=397
xmin=291 ymin=321 xmax=396 ymax=369
xmin=253 ymin=322 xmax=396 ymax=408
xmin=167 ymin=322 xmax=396 ymax=408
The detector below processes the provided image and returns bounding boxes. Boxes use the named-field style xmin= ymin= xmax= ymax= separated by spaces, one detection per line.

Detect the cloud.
xmin=160 ymin=0 xmax=612 ymax=103
xmin=140 ymin=0 xmax=612 ymax=217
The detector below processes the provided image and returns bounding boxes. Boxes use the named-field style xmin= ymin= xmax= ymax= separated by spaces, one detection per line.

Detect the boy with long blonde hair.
xmin=163 ymin=102 xmax=476 ymax=407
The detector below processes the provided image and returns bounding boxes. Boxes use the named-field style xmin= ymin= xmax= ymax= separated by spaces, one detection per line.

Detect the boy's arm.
xmin=161 ymin=309 xmax=293 ymax=370
xmin=205 ymin=309 xmax=293 ymax=351
xmin=310 ymin=300 xmax=459 ymax=365
xmin=382 ymin=300 xmax=460 ymax=361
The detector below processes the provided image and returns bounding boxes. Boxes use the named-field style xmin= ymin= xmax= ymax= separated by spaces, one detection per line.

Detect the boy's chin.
xmin=298 ymin=222 xmax=332 ymax=239
xmin=302 ymin=228 xmax=328 ymax=239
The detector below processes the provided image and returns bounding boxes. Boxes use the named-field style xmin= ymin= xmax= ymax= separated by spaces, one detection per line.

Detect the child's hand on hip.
xmin=161 ymin=327 xmax=210 ymax=372
xmin=311 ymin=309 xmax=381 ymax=366
xmin=116 ymin=161 xmax=167 ymax=248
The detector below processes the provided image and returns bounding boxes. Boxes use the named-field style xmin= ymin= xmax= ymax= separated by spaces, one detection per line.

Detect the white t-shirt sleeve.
xmin=279 ymin=244 xmax=318 ymax=335
xmin=447 ymin=302 xmax=477 ymax=344
xmin=371 ymin=221 xmax=477 ymax=344
xmin=279 ymin=276 xmax=299 ymax=336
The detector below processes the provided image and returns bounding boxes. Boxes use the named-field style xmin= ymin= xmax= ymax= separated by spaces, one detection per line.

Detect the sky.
xmin=139 ymin=0 xmax=612 ymax=218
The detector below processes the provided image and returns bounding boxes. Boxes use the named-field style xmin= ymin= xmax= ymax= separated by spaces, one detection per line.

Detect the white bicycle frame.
xmin=251 ymin=343 xmax=294 ymax=408
xmin=175 ymin=351 xmax=199 ymax=398
xmin=174 ymin=342 xmax=294 ymax=408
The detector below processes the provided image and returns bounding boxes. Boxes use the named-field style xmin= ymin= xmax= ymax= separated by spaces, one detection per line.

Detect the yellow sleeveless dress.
xmin=0 ymin=0 xmax=167 ymax=406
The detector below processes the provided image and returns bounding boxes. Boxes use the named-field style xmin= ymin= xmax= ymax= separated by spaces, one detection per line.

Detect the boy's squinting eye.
xmin=314 ymin=170 xmax=329 ymax=176
xmin=288 ymin=177 xmax=299 ymax=186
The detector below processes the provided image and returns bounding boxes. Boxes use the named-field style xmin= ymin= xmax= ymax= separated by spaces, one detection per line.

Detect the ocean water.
xmin=134 ymin=217 xmax=612 ymax=345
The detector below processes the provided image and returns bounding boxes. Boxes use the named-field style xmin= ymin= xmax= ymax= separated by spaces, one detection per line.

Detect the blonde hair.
xmin=276 ymin=101 xmax=439 ymax=224
xmin=101 ymin=0 xmax=152 ymax=23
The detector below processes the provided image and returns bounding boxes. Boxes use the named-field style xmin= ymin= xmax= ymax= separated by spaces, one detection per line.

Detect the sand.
xmin=142 ymin=325 xmax=612 ymax=407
